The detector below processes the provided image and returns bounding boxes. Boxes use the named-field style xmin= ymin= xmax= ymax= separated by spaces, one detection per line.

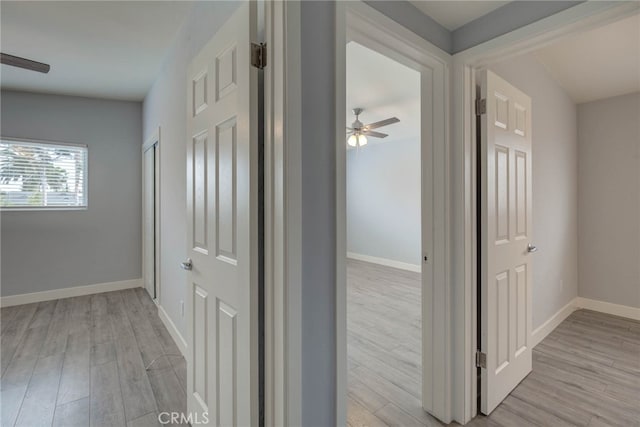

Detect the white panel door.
xmin=186 ymin=2 xmax=258 ymax=426
xmin=143 ymin=144 xmax=157 ymax=299
xmin=479 ymin=70 xmax=533 ymax=414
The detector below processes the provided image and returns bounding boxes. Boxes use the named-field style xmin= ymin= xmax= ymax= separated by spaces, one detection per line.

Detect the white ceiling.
xmin=0 ymin=1 xmax=191 ymax=101
xmin=346 ymin=42 xmax=420 ymax=148
xmin=409 ymin=1 xmax=509 ymax=31
xmin=534 ymin=13 xmax=640 ymax=104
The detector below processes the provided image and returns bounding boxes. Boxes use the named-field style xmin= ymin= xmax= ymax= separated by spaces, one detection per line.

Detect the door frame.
xmin=452 ymin=1 xmax=640 ymax=423
xmin=262 ymin=1 xmax=303 ymax=425
xmin=142 ymin=127 xmax=161 ymax=302
xmin=335 ymin=2 xmax=452 ymax=424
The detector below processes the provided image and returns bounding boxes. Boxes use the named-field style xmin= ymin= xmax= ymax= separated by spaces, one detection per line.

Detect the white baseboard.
xmin=531 ymin=296 xmax=640 ymax=347
xmin=157 ymin=304 xmax=187 ymax=357
xmin=576 ymin=297 xmax=640 ymax=321
xmin=0 ymin=278 xmax=142 ymax=308
xmin=347 ymin=252 xmax=421 ymax=273
xmin=532 ymin=298 xmax=577 ymax=347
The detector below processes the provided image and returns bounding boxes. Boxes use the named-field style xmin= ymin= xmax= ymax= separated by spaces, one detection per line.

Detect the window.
xmin=0 ymin=138 xmax=88 ymax=209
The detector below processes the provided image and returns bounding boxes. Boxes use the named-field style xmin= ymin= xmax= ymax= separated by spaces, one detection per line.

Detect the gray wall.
xmin=347 ymin=138 xmax=421 ymax=265
xmin=491 ymin=54 xmax=579 ymax=329
xmin=364 ymin=0 xmax=451 ymax=52
xmin=301 ymin=2 xmax=337 ymax=424
xmin=1 ymin=90 xmax=142 ymax=296
xmin=364 ymin=1 xmax=583 ymax=54
xmin=452 ymin=1 xmax=582 ymax=53
xmin=142 ymin=2 xmax=240 ymax=337
xmin=578 ymin=92 xmax=640 ymax=308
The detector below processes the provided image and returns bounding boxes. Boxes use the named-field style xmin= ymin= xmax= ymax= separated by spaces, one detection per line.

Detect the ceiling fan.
xmin=0 ymin=53 xmax=50 ymax=73
xmin=346 ymin=107 xmax=399 ymax=148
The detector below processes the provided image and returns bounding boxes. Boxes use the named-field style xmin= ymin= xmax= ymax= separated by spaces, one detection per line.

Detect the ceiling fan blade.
xmin=1 ymin=53 xmax=50 ymax=73
xmin=362 ymin=130 xmax=388 ymax=138
xmin=364 ymin=117 xmax=400 ymax=130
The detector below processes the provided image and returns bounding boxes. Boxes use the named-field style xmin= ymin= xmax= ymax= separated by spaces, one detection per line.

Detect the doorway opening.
xmin=336 ymin=3 xmax=451 ymax=424
xmin=143 ymin=131 xmax=160 ymax=300
xmin=345 ymin=40 xmax=425 ymax=424
xmin=470 ymin=10 xmax=639 ymax=419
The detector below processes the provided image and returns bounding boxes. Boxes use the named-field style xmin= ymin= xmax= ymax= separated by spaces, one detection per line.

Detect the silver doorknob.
xmin=181 ymin=258 xmax=193 ymax=271
xmin=527 ymin=244 xmax=538 ymax=253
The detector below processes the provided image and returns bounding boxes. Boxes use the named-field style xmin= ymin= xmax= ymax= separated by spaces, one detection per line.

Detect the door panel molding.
xmin=480 ymin=69 xmax=533 ymax=414
xmin=185 ymin=3 xmax=258 ymax=425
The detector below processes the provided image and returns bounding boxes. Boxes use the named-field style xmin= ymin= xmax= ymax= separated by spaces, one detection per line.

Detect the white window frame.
xmin=0 ymin=136 xmax=88 ymax=211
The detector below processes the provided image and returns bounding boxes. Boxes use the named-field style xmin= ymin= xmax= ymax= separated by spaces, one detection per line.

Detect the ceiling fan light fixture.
xmin=347 ymin=133 xmax=367 ymax=147
xmin=346 ymin=107 xmax=399 ymax=147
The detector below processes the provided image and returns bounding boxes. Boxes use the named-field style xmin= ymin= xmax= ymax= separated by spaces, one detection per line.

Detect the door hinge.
xmin=476 ymin=351 xmax=487 ymax=369
xmin=251 ymin=42 xmax=267 ymax=69
xmin=475 ymin=98 xmax=486 ymax=116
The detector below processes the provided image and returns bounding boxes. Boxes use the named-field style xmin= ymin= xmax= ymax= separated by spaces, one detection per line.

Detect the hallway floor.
xmin=346 ymin=259 xmax=640 ymax=427
xmin=1 ymin=288 xmax=186 ymax=427
xmin=2 ymin=267 xmax=638 ymax=426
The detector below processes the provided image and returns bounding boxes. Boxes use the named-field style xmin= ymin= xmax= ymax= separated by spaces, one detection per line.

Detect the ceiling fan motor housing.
xmin=352 ymin=107 xmax=364 ymax=130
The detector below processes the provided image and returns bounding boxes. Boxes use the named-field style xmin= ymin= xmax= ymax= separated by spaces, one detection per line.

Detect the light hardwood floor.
xmin=2 ymin=265 xmax=638 ymax=427
xmin=346 ymin=259 xmax=640 ymax=427
xmin=1 ymin=288 xmax=186 ymax=427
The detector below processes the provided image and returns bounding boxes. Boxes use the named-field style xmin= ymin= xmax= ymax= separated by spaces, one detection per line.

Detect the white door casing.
xmin=338 ymin=2 xmax=452 ymax=423
xmin=186 ymin=2 xmax=259 ymax=426
xmin=479 ymin=69 xmax=533 ymax=414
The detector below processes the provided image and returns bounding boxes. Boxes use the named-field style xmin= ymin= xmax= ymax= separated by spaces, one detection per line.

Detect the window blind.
xmin=0 ymin=139 xmax=88 ymax=209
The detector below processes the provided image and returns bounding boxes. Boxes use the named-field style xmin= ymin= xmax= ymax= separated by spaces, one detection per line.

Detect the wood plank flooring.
xmin=346 ymin=259 xmax=640 ymax=427
xmin=1 ymin=288 xmax=186 ymax=427
xmin=1 ymin=264 xmax=638 ymax=426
